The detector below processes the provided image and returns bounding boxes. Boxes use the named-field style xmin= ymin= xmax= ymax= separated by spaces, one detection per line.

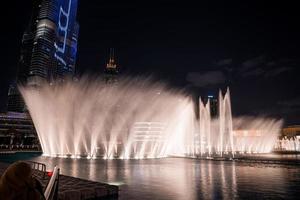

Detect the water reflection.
xmin=23 ymin=157 xmax=300 ymax=200
xmin=232 ymin=162 xmax=237 ymax=198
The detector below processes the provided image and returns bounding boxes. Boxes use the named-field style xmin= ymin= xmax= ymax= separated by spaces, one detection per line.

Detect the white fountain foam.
xmin=20 ymin=76 xmax=283 ymax=159
xmin=20 ymin=76 xmax=195 ymax=158
xmin=197 ymin=88 xmax=283 ymax=157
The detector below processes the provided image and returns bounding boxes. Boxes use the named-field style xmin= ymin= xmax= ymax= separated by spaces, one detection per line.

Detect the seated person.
xmin=0 ymin=161 xmax=45 ymax=200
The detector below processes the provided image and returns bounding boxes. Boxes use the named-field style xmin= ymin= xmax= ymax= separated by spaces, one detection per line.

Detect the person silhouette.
xmin=0 ymin=161 xmax=45 ymax=200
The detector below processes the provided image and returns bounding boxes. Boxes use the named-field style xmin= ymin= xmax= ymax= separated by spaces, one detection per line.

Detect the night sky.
xmin=0 ymin=1 xmax=299 ymax=125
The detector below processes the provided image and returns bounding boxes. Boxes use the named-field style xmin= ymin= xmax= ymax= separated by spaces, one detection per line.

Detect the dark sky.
xmin=0 ymin=1 xmax=299 ymax=125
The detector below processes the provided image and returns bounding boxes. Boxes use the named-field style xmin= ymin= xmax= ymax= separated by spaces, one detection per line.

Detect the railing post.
xmin=54 ymin=168 xmax=60 ymax=200
xmin=44 ymin=166 xmax=60 ymax=200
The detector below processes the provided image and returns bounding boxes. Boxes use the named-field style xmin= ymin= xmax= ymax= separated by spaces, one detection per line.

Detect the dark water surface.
xmin=1 ymin=153 xmax=300 ymax=200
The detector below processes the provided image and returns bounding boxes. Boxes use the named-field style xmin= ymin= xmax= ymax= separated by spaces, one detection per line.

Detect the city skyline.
xmin=0 ymin=2 xmax=299 ymax=199
xmin=0 ymin=1 xmax=299 ymax=125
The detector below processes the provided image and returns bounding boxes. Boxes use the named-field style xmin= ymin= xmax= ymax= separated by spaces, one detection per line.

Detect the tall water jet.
xmin=277 ymin=137 xmax=300 ymax=152
xmin=199 ymin=97 xmax=211 ymax=156
xmin=218 ymin=88 xmax=234 ymax=157
xmin=197 ymin=88 xmax=282 ymax=158
xmin=20 ymin=76 xmax=283 ymax=159
xmin=232 ymin=117 xmax=283 ymax=153
xmin=20 ymin=76 xmax=195 ymax=159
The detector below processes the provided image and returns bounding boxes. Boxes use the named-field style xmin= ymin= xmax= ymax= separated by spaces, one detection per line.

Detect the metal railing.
xmin=25 ymin=160 xmax=47 ymax=179
xmin=22 ymin=161 xmax=60 ymax=200
xmin=44 ymin=165 xmax=60 ymax=200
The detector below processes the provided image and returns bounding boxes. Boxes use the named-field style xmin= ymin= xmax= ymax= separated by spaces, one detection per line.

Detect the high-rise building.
xmin=104 ymin=48 xmax=119 ymax=84
xmin=51 ymin=1 xmax=79 ymax=82
xmin=208 ymin=95 xmax=218 ymax=117
xmin=7 ymin=0 xmax=79 ymax=112
xmin=28 ymin=0 xmax=79 ymax=85
xmin=7 ymin=1 xmax=41 ymax=112
xmin=7 ymin=84 xmax=25 ymax=113
xmin=0 ymin=112 xmax=40 ymax=151
xmin=3 ymin=0 xmax=80 ymax=149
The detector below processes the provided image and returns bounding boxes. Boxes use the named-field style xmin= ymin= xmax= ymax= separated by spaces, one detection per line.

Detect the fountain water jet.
xmin=218 ymin=88 xmax=234 ymax=157
xmin=20 ymin=76 xmax=283 ymax=159
xmin=20 ymin=76 xmax=195 ymax=159
xmin=199 ymin=97 xmax=211 ymax=156
xmin=197 ymin=88 xmax=283 ymax=157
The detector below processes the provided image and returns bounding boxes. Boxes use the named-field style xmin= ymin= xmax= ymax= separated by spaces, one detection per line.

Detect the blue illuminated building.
xmin=7 ymin=0 xmax=79 ymax=112
xmin=3 ymin=0 xmax=80 ymax=148
xmin=19 ymin=0 xmax=80 ymax=85
xmin=52 ymin=0 xmax=79 ymax=81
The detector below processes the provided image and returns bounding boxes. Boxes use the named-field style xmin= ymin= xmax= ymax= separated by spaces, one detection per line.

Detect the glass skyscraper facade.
xmin=28 ymin=0 xmax=79 ymax=85
xmin=7 ymin=0 xmax=79 ymax=112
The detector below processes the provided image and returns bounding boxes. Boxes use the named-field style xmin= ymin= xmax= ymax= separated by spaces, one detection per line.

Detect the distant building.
xmin=104 ymin=48 xmax=119 ymax=84
xmin=7 ymin=0 xmax=38 ymax=112
xmin=274 ymin=125 xmax=300 ymax=152
xmin=208 ymin=95 xmax=218 ymax=117
xmin=130 ymin=122 xmax=166 ymax=157
xmin=7 ymin=84 xmax=25 ymax=113
xmin=131 ymin=122 xmax=166 ymax=143
xmin=0 ymin=112 xmax=40 ymax=151
xmin=281 ymin=125 xmax=300 ymax=139
xmin=233 ymin=130 xmax=263 ymax=137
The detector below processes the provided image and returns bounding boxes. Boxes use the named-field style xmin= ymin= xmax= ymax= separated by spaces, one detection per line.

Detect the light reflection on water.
xmin=2 ymin=155 xmax=300 ymax=200
xmin=23 ymin=156 xmax=299 ymax=200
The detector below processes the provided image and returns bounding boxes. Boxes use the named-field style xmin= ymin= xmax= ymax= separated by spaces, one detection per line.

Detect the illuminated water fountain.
xmin=20 ymin=76 xmax=283 ymax=159
xmin=198 ymin=88 xmax=235 ymax=157
xmin=276 ymin=137 xmax=300 ymax=152
xmin=20 ymin=77 xmax=195 ymax=159
xmin=197 ymin=88 xmax=283 ymax=158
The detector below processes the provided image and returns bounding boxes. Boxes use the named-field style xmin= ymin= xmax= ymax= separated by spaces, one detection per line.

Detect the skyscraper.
xmin=7 ymin=0 xmax=41 ymax=112
xmin=27 ymin=0 xmax=79 ymax=85
xmin=208 ymin=95 xmax=218 ymax=117
xmin=51 ymin=0 xmax=79 ymax=82
xmin=104 ymin=48 xmax=119 ymax=84
xmin=7 ymin=0 xmax=79 ymax=112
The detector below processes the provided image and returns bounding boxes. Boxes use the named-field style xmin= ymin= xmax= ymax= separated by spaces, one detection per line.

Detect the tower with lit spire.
xmin=104 ymin=48 xmax=119 ymax=84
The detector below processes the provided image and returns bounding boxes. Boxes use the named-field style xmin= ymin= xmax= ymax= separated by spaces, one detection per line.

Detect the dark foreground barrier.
xmin=0 ymin=161 xmax=118 ymax=200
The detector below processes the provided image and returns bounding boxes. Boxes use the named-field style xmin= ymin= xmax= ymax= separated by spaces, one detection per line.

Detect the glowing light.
xmin=107 ymin=182 xmax=125 ymax=186
xmin=54 ymin=0 xmax=72 ymax=66
xmin=47 ymin=171 xmax=53 ymax=177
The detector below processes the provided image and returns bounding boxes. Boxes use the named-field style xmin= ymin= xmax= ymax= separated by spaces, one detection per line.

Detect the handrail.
xmin=26 ymin=161 xmax=46 ymax=171
xmin=25 ymin=160 xmax=47 ymax=178
xmin=44 ymin=166 xmax=60 ymax=200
